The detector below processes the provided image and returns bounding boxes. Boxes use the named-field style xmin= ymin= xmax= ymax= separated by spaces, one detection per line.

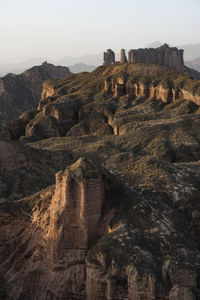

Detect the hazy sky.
xmin=0 ymin=0 xmax=200 ymax=63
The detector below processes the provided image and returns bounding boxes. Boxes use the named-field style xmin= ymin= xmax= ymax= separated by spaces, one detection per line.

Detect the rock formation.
xmin=128 ymin=44 xmax=184 ymax=72
xmin=40 ymin=61 xmax=71 ymax=79
xmin=103 ymin=44 xmax=184 ymax=73
xmin=47 ymin=158 xmax=104 ymax=268
xmin=103 ymin=49 xmax=115 ymax=66
xmin=0 ymin=62 xmax=72 ymax=125
xmin=0 ymin=157 xmax=115 ymax=299
xmin=1 ymin=62 xmax=200 ymax=299
xmin=120 ymin=49 xmax=128 ymax=64
xmin=103 ymin=65 xmax=200 ymax=105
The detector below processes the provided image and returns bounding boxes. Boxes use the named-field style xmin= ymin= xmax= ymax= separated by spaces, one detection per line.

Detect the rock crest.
xmin=104 ymin=44 xmax=184 ymax=73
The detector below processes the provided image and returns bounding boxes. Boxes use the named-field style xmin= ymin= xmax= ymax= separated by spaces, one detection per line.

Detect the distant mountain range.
xmin=0 ymin=55 xmax=101 ymax=77
xmin=185 ymin=58 xmax=200 ymax=73
xmin=0 ymin=42 xmax=200 ymax=76
xmin=147 ymin=41 xmax=200 ymax=62
xmin=69 ymin=63 xmax=96 ymax=73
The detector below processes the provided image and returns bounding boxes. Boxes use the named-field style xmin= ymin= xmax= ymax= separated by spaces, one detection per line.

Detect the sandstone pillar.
xmin=103 ymin=49 xmax=115 ymax=66
xmin=128 ymin=50 xmax=134 ymax=63
xmin=47 ymin=158 xmax=104 ymax=267
xmin=120 ymin=49 xmax=128 ymax=64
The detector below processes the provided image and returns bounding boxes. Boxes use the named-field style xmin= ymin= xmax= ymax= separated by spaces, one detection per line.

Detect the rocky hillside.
xmin=0 ymin=63 xmax=200 ymax=299
xmin=0 ymin=62 xmax=71 ymax=125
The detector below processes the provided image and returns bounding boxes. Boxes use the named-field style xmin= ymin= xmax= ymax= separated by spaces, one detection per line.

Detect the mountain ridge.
xmin=1 ymin=42 xmax=200 ymax=76
xmin=0 ymin=62 xmax=71 ymax=125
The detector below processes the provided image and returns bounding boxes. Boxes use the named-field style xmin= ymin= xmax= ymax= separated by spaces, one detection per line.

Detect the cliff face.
xmin=128 ymin=44 xmax=184 ymax=73
xmin=0 ymin=62 xmax=71 ymax=125
xmin=104 ymin=44 xmax=184 ymax=73
xmin=47 ymin=158 xmax=104 ymax=265
xmin=103 ymin=49 xmax=115 ymax=67
xmin=0 ymin=157 xmax=114 ymax=299
xmin=104 ymin=77 xmax=200 ymax=105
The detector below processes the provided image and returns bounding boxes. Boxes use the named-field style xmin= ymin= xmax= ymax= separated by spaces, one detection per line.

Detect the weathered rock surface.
xmin=41 ymin=61 xmax=71 ymax=80
xmin=103 ymin=49 xmax=115 ymax=66
xmin=47 ymin=158 xmax=104 ymax=264
xmin=8 ymin=63 xmax=199 ymax=141
xmin=104 ymin=44 xmax=185 ymax=73
xmin=120 ymin=49 xmax=128 ymax=64
xmin=0 ymin=158 xmax=117 ymax=299
xmin=128 ymin=44 xmax=184 ymax=72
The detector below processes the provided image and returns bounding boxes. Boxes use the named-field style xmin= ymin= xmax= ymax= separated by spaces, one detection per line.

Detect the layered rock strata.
xmin=47 ymin=158 xmax=104 ymax=267
xmin=128 ymin=44 xmax=184 ymax=73
xmin=104 ymin=77 xmax=200 ymax=105
xmin=1 ymin=63 xmax=200 ymax=141
xmin=0 ymin=158 xmax=111 ymax=299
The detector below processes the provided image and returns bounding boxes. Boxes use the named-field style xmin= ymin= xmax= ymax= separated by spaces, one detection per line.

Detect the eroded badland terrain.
xmin=0 ymin=45 xmax=200 ymax=299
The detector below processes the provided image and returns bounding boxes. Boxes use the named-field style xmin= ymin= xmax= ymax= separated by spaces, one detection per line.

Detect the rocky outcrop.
xmin=104 ymin=78 xmax=171 ymax=102
xmin=25 ymin=112 xmax=65 ymax=139
xmin=104 ymin=77 xmax=200 ymax=105
xmin=40 ymin=61 xmax=71 ymax=79
xmin=4 ymin=63 xmax=200 ymax=141
xmin=103 ymin=49 xmax=115 ymax=66
xmin=179 ymin=89 xmax=200 ymax=106
xmin=0 ymin=63 xmax=71 ymax=125
xmin=120 ymin=49 xmax=128 ymax=64
xmin=47 ymin=158 xmax=104 ymax=267
xmin=0 ymin=158 xmax=114 ymax=299
xmin=0 ymin=110 xmax=36 ymax=140
xmin=40 ymin=81 xmax=56 ymax=105
xmin=128 ymin=44 xmax=184 ymax=73
xmin=104 ymin=44 xmax=184 ymax=73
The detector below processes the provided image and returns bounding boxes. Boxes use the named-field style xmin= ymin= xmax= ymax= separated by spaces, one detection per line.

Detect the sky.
xmin=0 ymin=0 xmax=200 ymax=63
